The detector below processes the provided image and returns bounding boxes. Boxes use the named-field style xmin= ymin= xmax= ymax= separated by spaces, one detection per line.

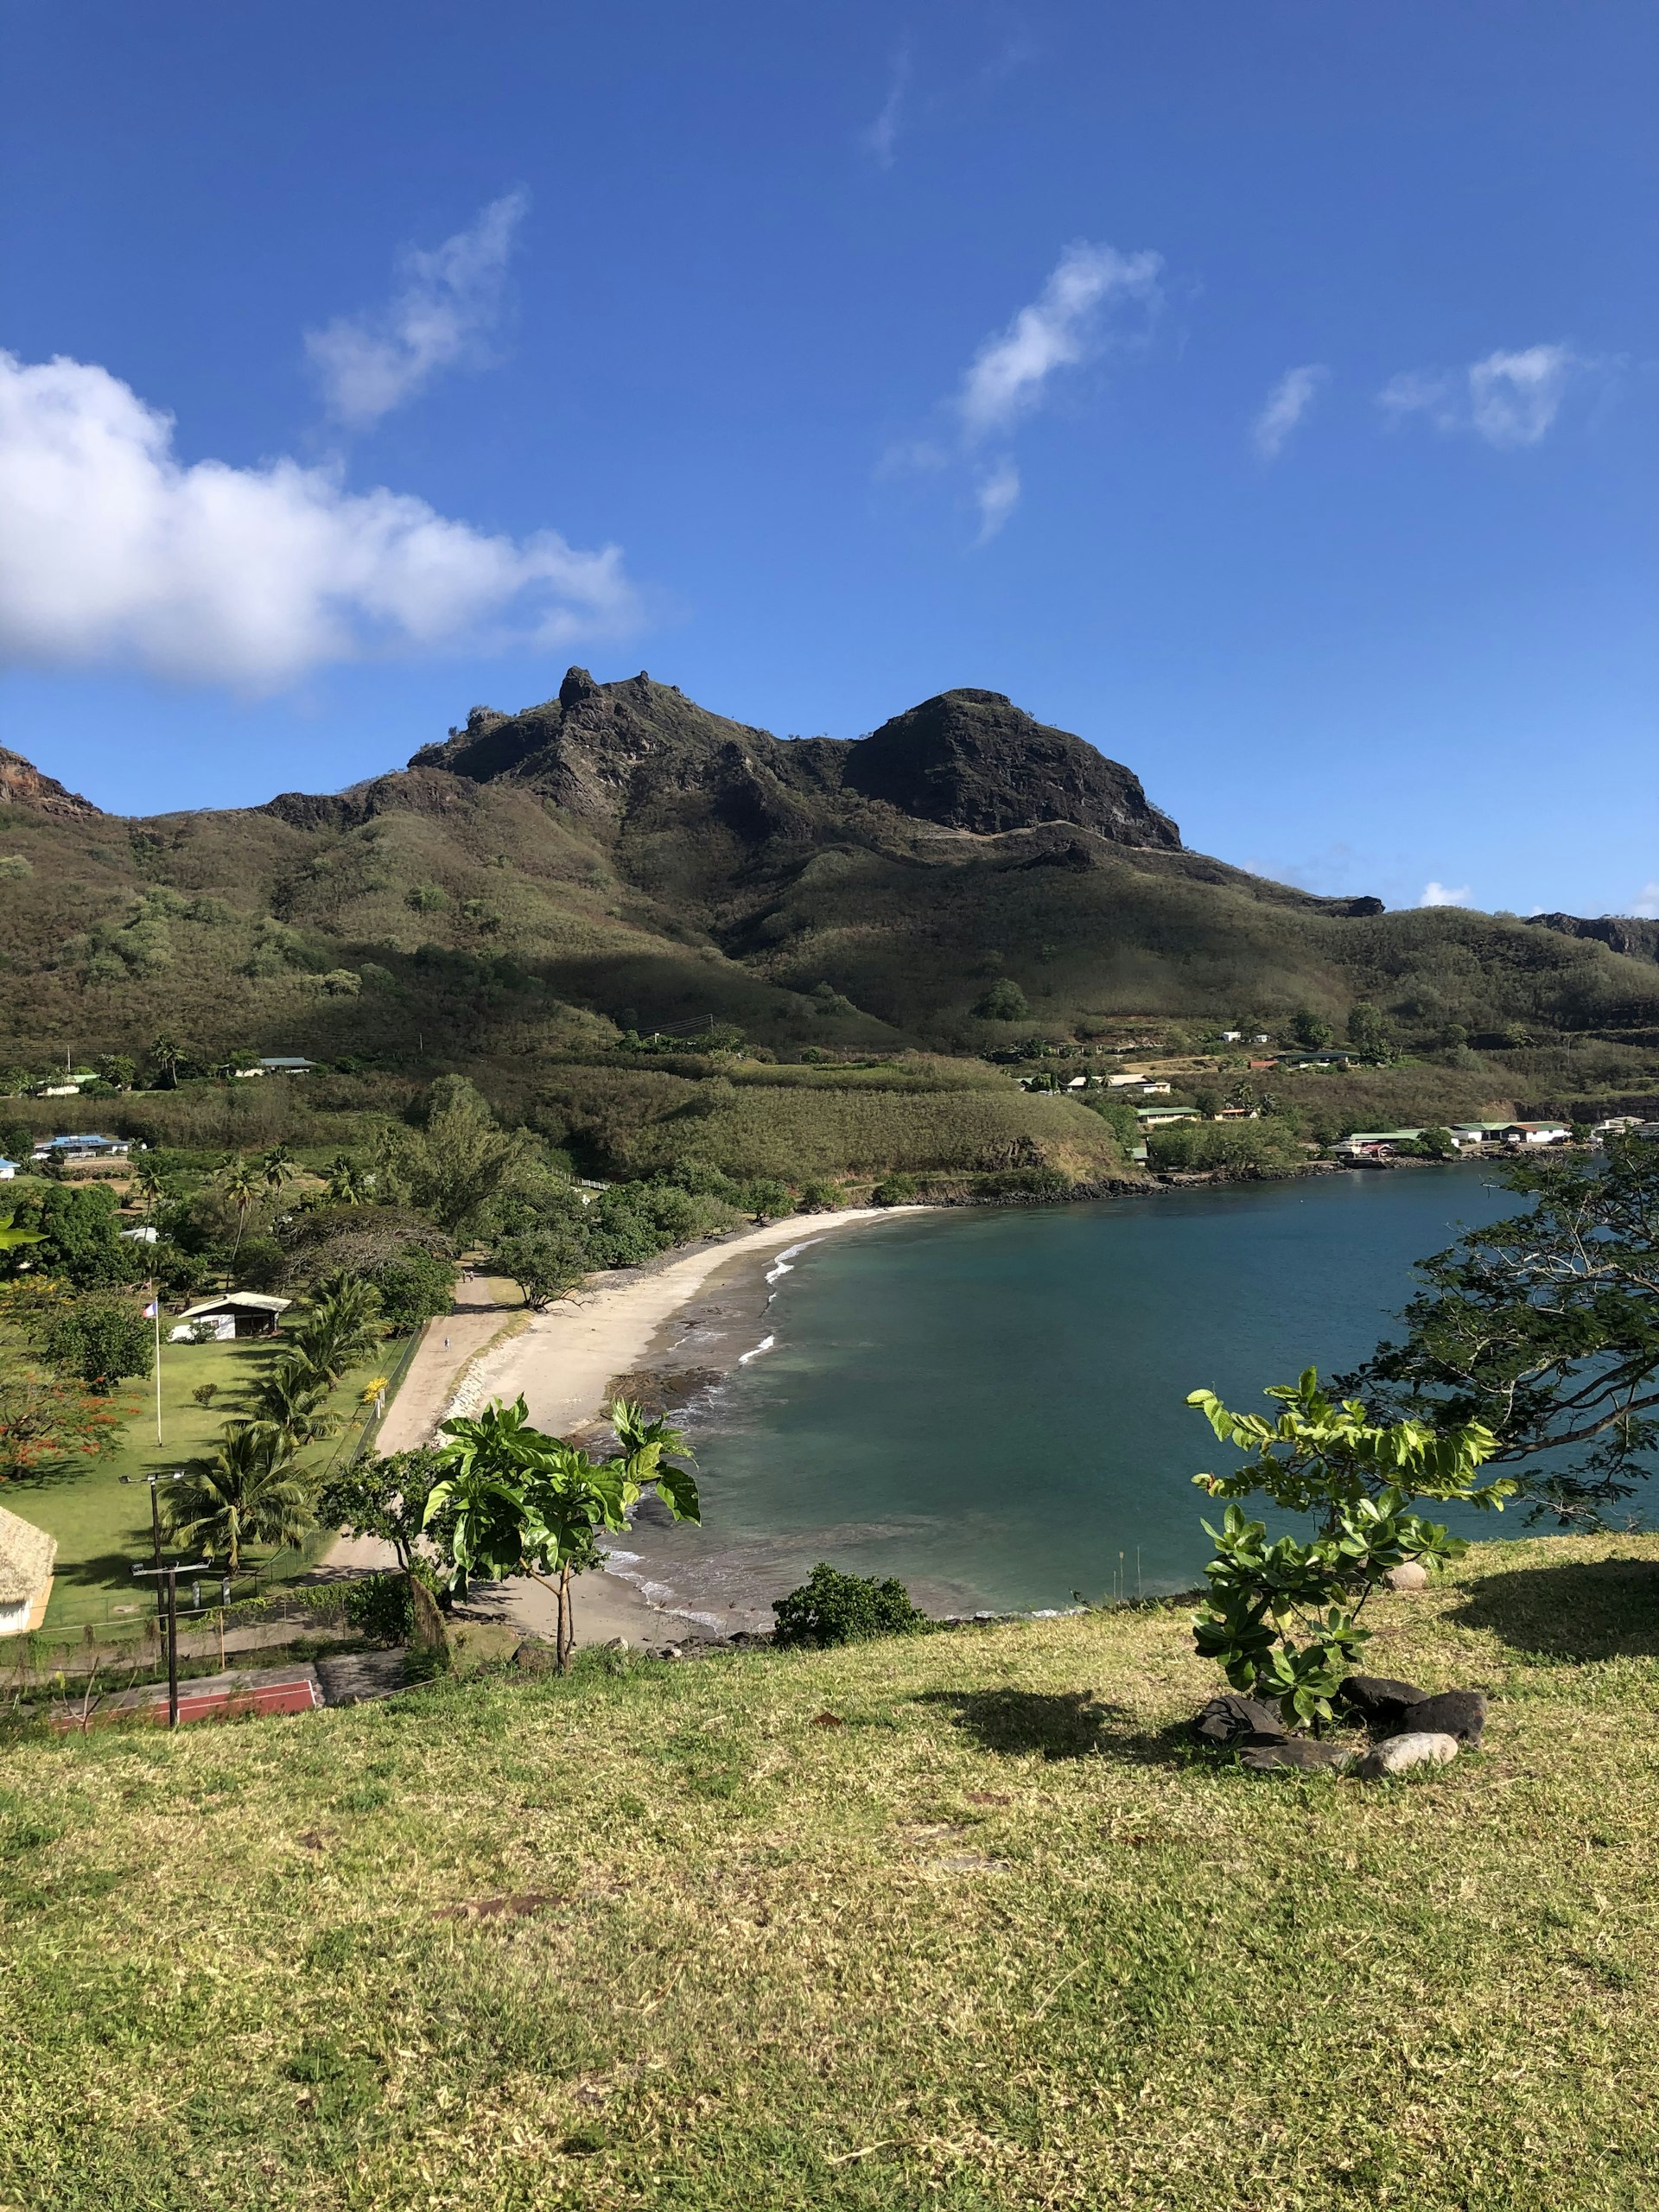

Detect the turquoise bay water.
xmin=616 ymin=1170 xmax=1528 ymax=1624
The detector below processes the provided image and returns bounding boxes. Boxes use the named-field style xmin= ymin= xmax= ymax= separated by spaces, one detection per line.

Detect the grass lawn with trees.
xmin=2 ymin=1532 xmax=1656 ymax=2209
xmin=3 ymin=1332 xmax=397 ymax=1624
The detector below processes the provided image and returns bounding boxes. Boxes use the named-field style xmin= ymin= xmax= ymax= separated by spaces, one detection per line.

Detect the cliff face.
xmin=1529 ymin=912 xmax=1659 ymax=964
xmin=406 ymin=670 xmax=1183 ymax=852
xmin=843 ymin=689 xmax=1181 ymax=846
xmin=0 ymin=747 xmax=101 ymax=820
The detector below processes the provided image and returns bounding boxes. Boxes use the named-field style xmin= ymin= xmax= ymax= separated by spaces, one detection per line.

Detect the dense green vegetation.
xmin=3 ymin=670 xmax=1657 ymax=1077
xmin=3 ymin=1535 xmax=1656 ymax=2208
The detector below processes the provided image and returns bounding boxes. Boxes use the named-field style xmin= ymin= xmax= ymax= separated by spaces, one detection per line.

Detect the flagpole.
xmin=152 ymin=1275 xmax=162 ymax=1446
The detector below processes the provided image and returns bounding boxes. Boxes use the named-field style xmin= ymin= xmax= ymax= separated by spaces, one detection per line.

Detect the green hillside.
xmin=3 ymin=671 xmax=1656 ymax=1080
xmin=3 ymin=1535 xmax=1656 ymax=2209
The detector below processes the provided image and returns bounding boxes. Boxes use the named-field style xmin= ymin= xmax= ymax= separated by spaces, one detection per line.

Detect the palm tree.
xmin=289 ymin=1279 xmax=385 ymax=1383
xmin=259 ymin=1146 xmax=299 ymax=1200
xmin=218 ymin=1156 xmax=264 ymax=1268
xmin=149 ymin=1034 xmax=184 ymax=1090
xmin=325 ymin=1154 xmax=364 ymax=1206
xmin=132 ymin=1161 xmax=165 ymax=1218
xmin=245 ymin=1365 xmax=339 ymax=1453
xmin=163 ymin=1425 xmax=314 ymax=1573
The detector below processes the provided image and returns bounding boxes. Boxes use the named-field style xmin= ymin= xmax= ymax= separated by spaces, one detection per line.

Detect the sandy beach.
xmin=333 ymin=1207 xmax=922 ymax=1649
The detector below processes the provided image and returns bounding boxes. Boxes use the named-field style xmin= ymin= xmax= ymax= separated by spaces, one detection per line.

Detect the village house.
xmin=168 ymin=1292 xmax=291 ymax=1343
xmin=30 ymin=1132 xmax=132 ymax=1165
xmin=1332 ymin=1128 xmax=1425 ymax=1159
xmin=1501 ymin=1122 xmax=1572 ymax=1147
xmin=1591 ymin=1116 xmax=1648 ymax=1140
xmin=0 ymin=1505 xmax=57 ymax=1637
xmin=0 ymin=1158 xmax=16 ymax=1180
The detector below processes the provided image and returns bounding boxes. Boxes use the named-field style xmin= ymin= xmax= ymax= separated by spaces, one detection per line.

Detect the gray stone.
xmin=1401 ymin=1688 xmax=1487 ymax=1744
xmin=1338 ymin=1674 xmax=1429 ymax=1732
xmin=1194 ymin=1694 xmax=1286 ymax=1745
xmin=1356 ymin=1731 xmax=1459 ymax=1780
xmin=1383 ymin=1561 xmax=1430 ymax=1592
xmin=315 ymin=1653 xmax=404 ymax=1707
xmin=602 ymin=1637 xmax=631 ymax=1654
xmin=1238 ymin=1738 xmax=1354 ymax=1775
xmin=512 ymin=1640 xmax=557 ymax=1674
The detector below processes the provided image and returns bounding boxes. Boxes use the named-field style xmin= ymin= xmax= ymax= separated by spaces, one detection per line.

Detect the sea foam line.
xmin=766 ymin=1236 xmax=823 ymax=1286
xmin=738 ymin=1333 xmax=776 ymax=1365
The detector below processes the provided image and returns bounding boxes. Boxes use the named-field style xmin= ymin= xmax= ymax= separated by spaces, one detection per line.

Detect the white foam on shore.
xmin=737 ymin=1332 xmax=776 ymax=1364
xmin=766 ymin=1236 xmax=823 ymax=1286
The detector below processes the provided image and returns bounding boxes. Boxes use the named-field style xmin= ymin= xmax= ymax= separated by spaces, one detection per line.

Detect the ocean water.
xmin=610 ymin=1169 xmax=1531 ymax=1624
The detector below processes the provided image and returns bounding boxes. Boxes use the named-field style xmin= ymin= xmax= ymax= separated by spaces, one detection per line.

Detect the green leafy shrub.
xmin=344 ymin=1570 xmax=414 ymax=1646
xmin=973 ymin=979 xmax=1031 ymax=1020
xmin=772 ymin=1562 xmax=928 ymax=1649
xmin=1188 ymin=1369 xmax=1512 ymax=1727
xmin=870 ymin=1173 xmax=918 ymax=1205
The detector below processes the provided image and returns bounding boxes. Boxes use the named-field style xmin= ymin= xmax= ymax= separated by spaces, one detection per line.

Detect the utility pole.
xmin=132 ymin=1559 xmax=210 ymax=1729
xmin=121 ymin=1470 xmax=186 ymax=1582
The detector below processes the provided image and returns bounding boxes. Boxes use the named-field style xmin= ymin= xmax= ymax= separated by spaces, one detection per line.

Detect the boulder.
xmin=1338 ymin=1674 xmax=1429 ymax=1732
xmin=1356 ymin=1732 xmax=1459 ymax=1781
xmin=1383 ymin=1561 xmax=1430 ymax=1593
xmin=1238 ymin=1738 xmax=1354 ymax=1775
xmin=1194 ymin=1694 xmax=1286 ymax=1745
xmin=1401 ymin=1688 xmax=1487 ymax=1744
xmin=512 ymin=1640 xmax=557 ymax=1674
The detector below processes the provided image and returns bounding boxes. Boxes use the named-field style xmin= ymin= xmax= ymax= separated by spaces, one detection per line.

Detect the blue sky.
xmin=2 ymin=0 xmax=1654 ymax=917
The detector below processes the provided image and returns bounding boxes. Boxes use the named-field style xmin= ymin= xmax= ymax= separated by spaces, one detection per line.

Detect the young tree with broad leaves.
xmin=423 ymin=1395 xmax=700 ymax=1670
xmin=1188 ymin=1368 xmax=1511 ymax=1728
xmin=1347 ymin=1135 xmax=1659 ymax=1522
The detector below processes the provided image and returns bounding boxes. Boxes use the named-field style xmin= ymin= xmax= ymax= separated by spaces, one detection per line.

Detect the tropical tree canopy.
xmin=164 ymin=1426 xmax=314 ymax=1572
xmin=423 ymin=1395 xmax=699 ymax=1668
xmin=1351 ymin=1135 xmax=1659 ymax=1521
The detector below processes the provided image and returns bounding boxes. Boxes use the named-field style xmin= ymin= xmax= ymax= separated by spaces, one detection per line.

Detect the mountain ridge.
xmin=1 ymin=667 xmax=1656 ymax=1069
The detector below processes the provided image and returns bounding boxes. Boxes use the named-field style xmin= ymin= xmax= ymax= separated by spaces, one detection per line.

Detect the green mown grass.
xmin=2 ymin=1332 xmax=394 ymax=1620
xmin=3 ymin=1534 xmax=1657 ymax=2208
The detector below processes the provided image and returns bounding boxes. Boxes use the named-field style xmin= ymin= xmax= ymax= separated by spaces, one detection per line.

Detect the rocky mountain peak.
xmin=842 ymin=688 xmax=1181 ymax=847
xmin=0 ymin=747 xmax=103 ymax=820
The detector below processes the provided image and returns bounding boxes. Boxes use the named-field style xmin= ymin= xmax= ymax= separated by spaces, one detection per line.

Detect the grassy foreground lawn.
xmin=3 ymin=1533 xmax=1657 ymax=2209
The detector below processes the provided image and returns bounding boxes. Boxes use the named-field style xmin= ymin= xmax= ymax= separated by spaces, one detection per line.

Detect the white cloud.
xmin=1380 ymin=342 xmax=1583 ymax=448
xmin=1252 ymin=364 xmax=1328 ymax=460
xmin=862 ymin=44 xmax=911 ymax=168
xmin=305 ymin=192 xmax=529 ymax=429
xmin=973 ymin=457 xmax=1020 ymax=543
xmin=957 ymin=241 xmax=1161 ymax=441
xmin=1421 ymin=881 xmax=1473 ymax=907
xmin=1625 ymin=881 xmax=1659 ymax=920
xmin=0 ymin=350 xmax=639 ymax=689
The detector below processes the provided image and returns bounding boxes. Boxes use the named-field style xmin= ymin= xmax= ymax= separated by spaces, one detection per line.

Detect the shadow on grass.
xmin=915 ymin=1688 xmax=1137 ymax=1761
xmin=1448 ymin=1554 xmax=1659 ymax=1662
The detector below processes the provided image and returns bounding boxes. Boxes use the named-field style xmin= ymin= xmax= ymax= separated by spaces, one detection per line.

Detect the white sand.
xmin=333 ymin=1207 xmax=921 ymax=1648
xmin=470 ymin=1206 xmax=916 ymax=1438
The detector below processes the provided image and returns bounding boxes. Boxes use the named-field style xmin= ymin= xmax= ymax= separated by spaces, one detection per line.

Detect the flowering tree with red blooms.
xmin=0 ymin=1373 xmax=125 ymax=1478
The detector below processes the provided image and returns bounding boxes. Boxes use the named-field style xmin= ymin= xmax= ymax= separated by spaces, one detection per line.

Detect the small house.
xmin=0 ymin=1505 xmax=57 ymax=1637
xmin=257 ymin=1056 xmax=318 ymax=1077
xmin=168 ymin=1292 xmax=291 ymax=1343
xmin=0 ymin=1158 xmax=16 ymax=1180
xmin=31 ymin=1133 xmax=131 ymax=1164
xmin=1218 ymin=1030 xmax=1242 ymax=1043
xmin=1501 ymin=1122 xmax=1571 ymax=1147
xmin=1591 ymin=1116 xmax=1646 ymax=1140
xmin=1332 ymin=1128 xmax=1423 ymax=1158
